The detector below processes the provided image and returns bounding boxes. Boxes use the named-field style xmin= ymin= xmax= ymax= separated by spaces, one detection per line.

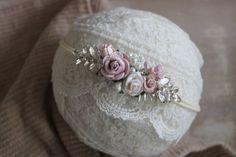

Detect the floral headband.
xmin=60 ymin=41 xmax=200 ymax=112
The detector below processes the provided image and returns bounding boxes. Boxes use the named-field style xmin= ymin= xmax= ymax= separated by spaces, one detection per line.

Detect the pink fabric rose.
xmin=143 ymin=74 xmax=157 ymax=93
xmin=100 ymin=44 xmax=116 ymax=58
xmin=100 ymin=52 xmax=130 ymax=81
xmin=144 ymin=62 xmax=163 ymax=80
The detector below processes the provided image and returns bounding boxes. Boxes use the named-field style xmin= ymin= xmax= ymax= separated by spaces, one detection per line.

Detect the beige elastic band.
xmin=175 ymin=100 xmax=200 ymax=112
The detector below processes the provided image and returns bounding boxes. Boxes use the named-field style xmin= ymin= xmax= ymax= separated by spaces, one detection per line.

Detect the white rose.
xmin=123 ymin=72 xmax=144 ymax=96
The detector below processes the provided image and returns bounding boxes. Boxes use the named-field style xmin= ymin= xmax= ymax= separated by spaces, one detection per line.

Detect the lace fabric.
xmin=52 ymin=7 xmax=203 ymax=156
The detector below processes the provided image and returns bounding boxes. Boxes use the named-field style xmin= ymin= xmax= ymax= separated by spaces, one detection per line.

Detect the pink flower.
xmin=143 ymin=74 xmax=157 ymax=93
xmin=101 ymin=52 xmax=130 ymax=81
xmin=100 ymin=44 xmax=116 ymax=58
xmin=144 ymin=62 xmax=163 ymax=80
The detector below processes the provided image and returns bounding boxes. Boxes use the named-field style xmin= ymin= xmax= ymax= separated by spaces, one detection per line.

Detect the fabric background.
xmin=0 ymin=0 xmax=235 ymax=157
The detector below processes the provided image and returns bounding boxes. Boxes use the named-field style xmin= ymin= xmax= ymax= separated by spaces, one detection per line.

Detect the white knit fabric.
xmin=52 ymin=7 xmax=203 ymax=157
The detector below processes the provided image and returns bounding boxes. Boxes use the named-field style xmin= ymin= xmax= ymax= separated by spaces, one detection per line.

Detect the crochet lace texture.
xmin=52 ymin=8 xmax=203 ymax=157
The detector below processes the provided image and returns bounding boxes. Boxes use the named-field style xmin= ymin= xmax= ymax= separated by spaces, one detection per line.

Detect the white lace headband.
xmin=60 ymin=40 xmax=200 ymax=112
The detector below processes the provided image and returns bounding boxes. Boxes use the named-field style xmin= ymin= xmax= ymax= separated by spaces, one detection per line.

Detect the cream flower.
xmin=123 ymin=72 xmax=144 ymax=96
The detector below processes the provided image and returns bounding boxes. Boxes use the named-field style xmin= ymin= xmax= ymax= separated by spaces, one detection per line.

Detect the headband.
xmin=60 ymin=40 xmax=200 ymax=112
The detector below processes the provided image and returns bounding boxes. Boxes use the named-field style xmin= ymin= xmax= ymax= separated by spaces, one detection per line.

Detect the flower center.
xmin=147 ymin=79 xmax=155 ymax=88
xmin=110 ymin=61 xmax=120 ymax=71
xmin=128 ymin=80 xmax=141 ymax=91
